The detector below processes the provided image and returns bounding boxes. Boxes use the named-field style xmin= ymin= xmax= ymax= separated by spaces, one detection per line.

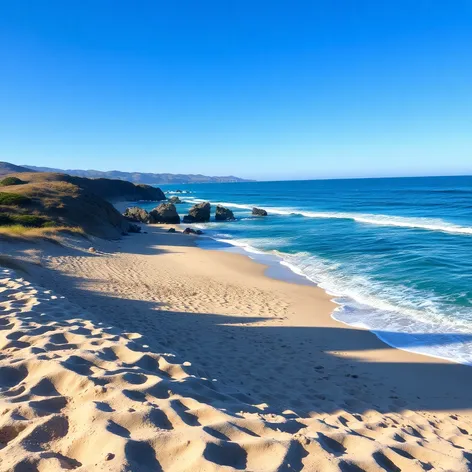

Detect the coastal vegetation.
xmin=0 ymin=192 xmax=31 ymax=205
xmin=0 ymin=224 xmax=85 ymax=240
xmin=0 ymin=171 xmax=166 ymax=238
xmin=0 ymin=176 xmax=26 ymax=186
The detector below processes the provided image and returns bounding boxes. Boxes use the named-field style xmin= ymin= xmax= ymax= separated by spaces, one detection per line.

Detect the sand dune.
xmin=1 ymin=227 xmax=472 ymax=471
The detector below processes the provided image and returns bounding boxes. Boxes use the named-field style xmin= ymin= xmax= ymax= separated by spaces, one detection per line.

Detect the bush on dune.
xmin=0 ymin=176 xmax=26 ymax=186
xmin=0 ymin=192 xmax=31 ymax=205
xmin=0 ymin=213 xmax=56 ymax=228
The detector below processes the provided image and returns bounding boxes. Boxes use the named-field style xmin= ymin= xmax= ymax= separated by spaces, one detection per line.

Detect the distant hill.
xmin=0 ymin=162 xmax=35 ymax=176
xmin=23 ymin=165 xmax=252 ymax=184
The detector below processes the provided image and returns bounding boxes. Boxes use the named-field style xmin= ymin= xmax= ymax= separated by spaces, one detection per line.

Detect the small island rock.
xmin=168 ymin=196 xmax=182 ymax=204
xmin=252 ymin=207 xmax=268 ymax=216
xmin=215 ymin=205 xmax=235 ymax=221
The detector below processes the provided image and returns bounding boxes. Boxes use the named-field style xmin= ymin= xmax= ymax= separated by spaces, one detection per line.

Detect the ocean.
xmin=140 ymin=176 xmax=472 ymax=365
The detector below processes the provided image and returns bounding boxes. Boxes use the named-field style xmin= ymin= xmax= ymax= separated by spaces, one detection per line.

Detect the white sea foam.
xmin=200 ymin=231 xmax=472 ymax=365
xmin=283 ymin=252 xmax=472 ymax=365
xmin=213 ymin=238 xmax=267 ymax=255
xmin=166 ymin=190 xmax=193 ymax=194
xmin=185 ymin=197 xmax=472 ymax=236
xmin=185 ymin=191 xmax=472 ymax=364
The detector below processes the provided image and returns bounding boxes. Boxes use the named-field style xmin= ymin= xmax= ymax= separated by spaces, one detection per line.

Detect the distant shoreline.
xmin=21 ymin=163 xmax=253 ymax=184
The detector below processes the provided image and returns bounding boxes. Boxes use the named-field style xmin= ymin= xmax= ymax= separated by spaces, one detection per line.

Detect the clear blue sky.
xmin=1 ymin=1 xmax=471 ymax=180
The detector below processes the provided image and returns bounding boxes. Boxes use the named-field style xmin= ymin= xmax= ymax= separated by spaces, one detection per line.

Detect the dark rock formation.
xmin=183 ymin=228 xmax=204 ymax=235
xmin=127 ymin=223 xmax=141 ymax=233
xmin=123 ymin=207 xmax=150 ymax=223
xmin=168 ymin=196 xmax=182 ymax=204
xmin=167 ymin=228 xmax=176 ymax=233
xmin=252 ymin=207 xmax=268 ymax=216
xmin=184 ymin=202 xmax=211 ymax=223
xmin=149 ymin=203 xmax=181 ymax=224
xmin=215 ymin=205 xmax=235 ymax=221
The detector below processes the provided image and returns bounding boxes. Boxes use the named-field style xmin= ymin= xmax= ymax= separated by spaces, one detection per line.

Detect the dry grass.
xmin=0 ymin=225 xmax=86 ymax=242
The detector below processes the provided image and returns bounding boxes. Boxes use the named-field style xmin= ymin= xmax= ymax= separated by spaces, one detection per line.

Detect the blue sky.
xmin=1 ymin=1 xmax=471 ymax=180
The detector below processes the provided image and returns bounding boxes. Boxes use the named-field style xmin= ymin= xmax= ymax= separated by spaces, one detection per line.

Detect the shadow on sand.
xmin=3 ymin=226 xmax=472 ymax=419
xmin=7 ymin=234 xmax=471 ymax=420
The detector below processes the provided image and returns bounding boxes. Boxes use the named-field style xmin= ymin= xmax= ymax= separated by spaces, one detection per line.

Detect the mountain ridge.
xmin=0 ymin=162 xmax=34 ymax=175
xmin=23 ymin=165 xmax=253 ymax=184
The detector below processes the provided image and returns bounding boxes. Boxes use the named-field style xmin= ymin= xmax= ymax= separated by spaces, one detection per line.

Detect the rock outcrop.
xmin=183 ymin=202 xmax=211 ymax=223
xmin=215 ymin=205 xmax=235 ymax=221
xmin=127 ymin=223 xmax=141 ymax=233
xmin=168 ymin=196 xmax=182 ymax=204
xmin=183 ymin=228 xmax=203 ymax=235
xmin=149 ymin=203 xmax=181 ymax=224
xmin=252 ymin=207 xmax=268 ymax=216
xmin=123 ymin=207 xmax=150 ymax=223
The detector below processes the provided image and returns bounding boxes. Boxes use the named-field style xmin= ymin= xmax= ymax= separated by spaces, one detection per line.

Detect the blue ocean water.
xmin=143 ymin=177 xmax=472 ymax=365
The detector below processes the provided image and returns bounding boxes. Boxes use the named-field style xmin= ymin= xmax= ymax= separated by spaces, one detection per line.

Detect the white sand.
xmin=1 ymin=225 xmax=472 ymax=471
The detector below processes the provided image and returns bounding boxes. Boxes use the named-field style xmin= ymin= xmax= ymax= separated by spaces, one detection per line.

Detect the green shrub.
xmin=0 ymin=177 xmax=25 ymax=186
xmin=41 ymin=220 xmax=58 ymax=228
xmin=0 ymin=192 xmax=31 ymax=205
xmin=0 ymin=213 xmax=54 ymax=228
xmin=10 ymin=215 xmax=47 ymax=227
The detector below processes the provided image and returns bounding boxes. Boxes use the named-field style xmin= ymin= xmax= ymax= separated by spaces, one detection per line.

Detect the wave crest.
xmin=185 ymin=198 xmax=472 ymax=236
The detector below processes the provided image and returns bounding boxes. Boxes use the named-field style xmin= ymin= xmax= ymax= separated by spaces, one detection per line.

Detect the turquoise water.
xmin=141 ymin=177 xmax=472 ymax=365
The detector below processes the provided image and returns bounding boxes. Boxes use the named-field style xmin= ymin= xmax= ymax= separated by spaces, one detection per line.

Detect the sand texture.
xmin=1 ymin=226 xmax=472 ymax=471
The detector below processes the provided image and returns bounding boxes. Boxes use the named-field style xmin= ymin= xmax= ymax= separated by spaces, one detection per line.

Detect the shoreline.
xmin=4 ymin=222 xmax=472 ymax=401
xmin=2 ymin=223 xmax=472 ymax=470
xmin=203 ymin=234 xmax=472 ymax=368
xmin=193 ymin=226 xmax=472 ymax=371
xmin=118 ymin=200 xmax=472 ymax=368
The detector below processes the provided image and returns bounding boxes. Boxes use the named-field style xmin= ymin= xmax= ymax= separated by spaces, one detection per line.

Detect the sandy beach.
xmin=1 ymin=224 xmax=472 ymax=471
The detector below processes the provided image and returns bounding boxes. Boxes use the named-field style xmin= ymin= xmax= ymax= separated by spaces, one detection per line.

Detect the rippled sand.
xmin=1 ymin=226 xmax=472 ymax=471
